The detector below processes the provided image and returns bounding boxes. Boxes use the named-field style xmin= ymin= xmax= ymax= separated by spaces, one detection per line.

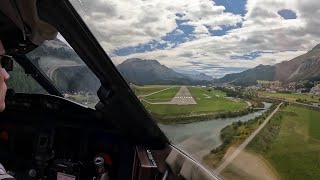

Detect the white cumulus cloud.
xmin=70 ymin=0 xmax=320 ymax=78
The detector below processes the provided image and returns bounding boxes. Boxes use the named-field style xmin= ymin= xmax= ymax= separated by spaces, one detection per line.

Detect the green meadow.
xmin=248 ymin=105 xmax=320 ymax=180
xmin=259 ymin=91 xmax=320 ymax=103
xmin=140 ymin=86 xmax=247 ymax=118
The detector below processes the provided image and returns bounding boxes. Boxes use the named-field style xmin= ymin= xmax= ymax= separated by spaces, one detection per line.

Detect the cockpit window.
xmin=25 ymin=34 xmax=100 ymax=108
xmin=70 ymin=0 xmax=320 ymax=178
xmin=7 ymin=61 xmax=47 ymax=94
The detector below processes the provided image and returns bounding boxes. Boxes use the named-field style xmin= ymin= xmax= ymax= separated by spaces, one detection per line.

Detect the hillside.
xmin=26 ymin=39 xmax=99 ymax=93
xmin=117 ymin=58 xmax=193 ymax=85
xmin=217 ymin=44 xmax=320 ymax=86
xmin=183 ymin=73 xmax=214 ymax=81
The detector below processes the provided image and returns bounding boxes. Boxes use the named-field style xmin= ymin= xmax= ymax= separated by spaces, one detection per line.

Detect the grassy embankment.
xmin=259 ymin=91 xmax=320 ymax=103
xmin=202 ymin=103 xmax=280 ymax=168
xmin=246 ymin=105 xmax=320 ymax=180
xmin=142 ymin=86 xmax=248 ymax=124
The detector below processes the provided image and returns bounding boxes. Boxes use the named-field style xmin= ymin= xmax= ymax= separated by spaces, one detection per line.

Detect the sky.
xmin=70 ymin=0 xmax=320 ymax=78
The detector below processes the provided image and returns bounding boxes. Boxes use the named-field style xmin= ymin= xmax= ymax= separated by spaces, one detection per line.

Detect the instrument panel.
xmin=0 ymin=93 xmax=135 ymax=180
xmin=0 ymin=124 xmax=120 ymax=180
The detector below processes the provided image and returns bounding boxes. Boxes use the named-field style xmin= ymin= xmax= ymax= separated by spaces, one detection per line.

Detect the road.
xmin=214 ymin=102 xmax=283 ymax=174
xmin=37 ymin=58 xmax=86 ymax=79
xmin=47 ymin=64 xmax=85 ymax=79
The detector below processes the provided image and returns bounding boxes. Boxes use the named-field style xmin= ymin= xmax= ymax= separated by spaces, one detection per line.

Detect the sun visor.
xmin=0 ymin=0 xmax=58 ymax=45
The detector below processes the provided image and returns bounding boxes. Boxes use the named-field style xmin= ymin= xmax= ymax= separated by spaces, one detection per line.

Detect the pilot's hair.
xmin=0 ymin=11 xmax=24 ymax=51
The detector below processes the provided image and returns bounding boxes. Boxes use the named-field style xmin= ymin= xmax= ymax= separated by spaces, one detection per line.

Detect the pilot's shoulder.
xmin=0 ymin=163 xmax=15 ymax=180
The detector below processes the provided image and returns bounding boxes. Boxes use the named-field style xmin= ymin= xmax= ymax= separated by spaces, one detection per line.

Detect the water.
xmin=158 ymin=103 xmax=272 ymax=161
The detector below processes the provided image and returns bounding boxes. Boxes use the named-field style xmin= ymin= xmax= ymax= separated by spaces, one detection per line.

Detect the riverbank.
xmin=158 ymin=103 xmax=272 ymax=161
xmin=246 ymin=105 xmax=320 ymax=179
xmin=153 ymin=106 xmax=262 ymax=124
xmin=202 ymin=103 xmax=280 ymax=169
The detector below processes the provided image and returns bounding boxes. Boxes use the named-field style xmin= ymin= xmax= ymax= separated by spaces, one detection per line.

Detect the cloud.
xmin=193 ymin=25 xmax=210 ymax=36
xmin=70 ymin=0 xmax=320 ymax=78
xmin=174 ymin=29 xmax=184 ymax=35
xmin=70 ymin=0 xmax=242 ymax=51
xmin=297 ymin=0 xmax=320 ymax=38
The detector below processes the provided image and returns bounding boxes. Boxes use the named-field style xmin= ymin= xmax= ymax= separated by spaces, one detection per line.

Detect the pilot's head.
xmin=0 ymin=40 xmax=10 ymax=112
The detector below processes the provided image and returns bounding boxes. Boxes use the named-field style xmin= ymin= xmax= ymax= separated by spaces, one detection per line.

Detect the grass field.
xmin=203 ymin=118 xmax=263 ymax=169
xmin=247 ymin=105 xmax=320 ymax=179
xmin=259 ymin=91 xmax=320 ymax=102
xmin=130 ymin=84 xmax=173 ymax=96
xmin=144 ymin=86 xmax=180 ymax=102
xmin=202 ymin=103 xmax=279 ymax=170
xmin=143 ymin=86 xmax=247 ymax=116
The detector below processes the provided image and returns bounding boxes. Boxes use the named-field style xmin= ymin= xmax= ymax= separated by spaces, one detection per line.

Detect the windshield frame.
xmin=11 ymin=54 xmax=63 ymax=96
xmin=34 ymin=0 xmax=169 ymax=149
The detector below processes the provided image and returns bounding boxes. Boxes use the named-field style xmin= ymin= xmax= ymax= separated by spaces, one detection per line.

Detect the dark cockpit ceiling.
xmin=0 ymin=0 xmax=57 ymax=54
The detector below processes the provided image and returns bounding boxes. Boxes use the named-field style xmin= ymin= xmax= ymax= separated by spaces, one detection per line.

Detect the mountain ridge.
xmin=217 ymin=44 xmax=320 ymax=86
xmin=116 ymin=58 xmax=212 ymax=85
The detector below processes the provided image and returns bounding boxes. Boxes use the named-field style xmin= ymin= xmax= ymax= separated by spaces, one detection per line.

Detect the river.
xmin=158 ymin=103 xmax=272 ymax=161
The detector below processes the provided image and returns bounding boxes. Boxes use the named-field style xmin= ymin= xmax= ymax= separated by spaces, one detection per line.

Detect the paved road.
xmin=215 ymin=103 xmax=283 ymax=174
xmin=47 ymin=64 xmax=85 ymax=79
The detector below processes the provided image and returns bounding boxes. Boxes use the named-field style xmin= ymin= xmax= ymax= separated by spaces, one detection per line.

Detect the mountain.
xmin=182 ymin=73 xmax=214 ymax=81
xmin=216 ymin=64 xmax=275 ymax=86
xmin=217 ymin=44 xmax=320 ymax=86
xmin=26 ymin=39 xmax=100 ymax=93
xmin=116 ymin=58 xmax=194 ymax=85
xmin=28 ymin=38 xmax=80 ymax=61
xmin=274 ymin=45 xmax=320 ymax=82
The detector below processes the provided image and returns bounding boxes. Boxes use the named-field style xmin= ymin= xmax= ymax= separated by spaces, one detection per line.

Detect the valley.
xmin=7 ymin=38 xmax=320 ymax=180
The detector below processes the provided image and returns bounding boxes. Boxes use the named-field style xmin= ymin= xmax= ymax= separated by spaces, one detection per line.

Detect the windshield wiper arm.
xmin=12 ymin=54 xmax=63 ymax=97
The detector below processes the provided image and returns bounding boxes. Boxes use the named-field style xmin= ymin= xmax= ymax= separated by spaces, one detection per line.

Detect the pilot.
xmin=0 ymin=39 xmax=14 ymax=179
xmin=0 ymin=40 xmax=10 ymax=112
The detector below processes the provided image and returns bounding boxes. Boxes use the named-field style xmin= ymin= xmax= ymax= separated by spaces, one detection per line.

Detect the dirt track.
xmin=221 ymin=147 xmax=279 ymax=180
